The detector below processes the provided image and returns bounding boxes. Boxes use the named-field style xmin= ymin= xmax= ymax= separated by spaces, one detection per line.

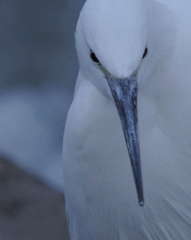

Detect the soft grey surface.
xmin=0 ymin=0 xmax=85 ymax=190
xmin=0 ymin=0 xmax=84 ymax=88
xmin=0 ymin=156 xmax=69 ymax=240
xmin=0 ymin=2 xmax=85 ymax=238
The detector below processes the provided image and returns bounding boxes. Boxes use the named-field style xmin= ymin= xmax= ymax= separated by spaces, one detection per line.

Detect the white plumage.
xmin=63 ymin=0 xmax=191 ymax=239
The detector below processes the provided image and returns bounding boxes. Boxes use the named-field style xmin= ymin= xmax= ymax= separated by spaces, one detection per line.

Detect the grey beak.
xmin=106 ymin=74 xmax=144 ymax=206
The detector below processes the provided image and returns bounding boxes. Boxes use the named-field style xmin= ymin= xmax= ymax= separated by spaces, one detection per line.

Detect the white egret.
xmin=63 ymin=0 xmax=191 ymax=239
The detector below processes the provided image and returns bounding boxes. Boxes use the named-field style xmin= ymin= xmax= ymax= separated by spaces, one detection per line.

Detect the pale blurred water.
xmin=0 ymin=0 xmax=85 ymax=191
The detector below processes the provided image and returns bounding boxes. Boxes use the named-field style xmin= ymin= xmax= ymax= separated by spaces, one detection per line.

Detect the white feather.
xmin=63 ymin=0 xmax=191 ymax=239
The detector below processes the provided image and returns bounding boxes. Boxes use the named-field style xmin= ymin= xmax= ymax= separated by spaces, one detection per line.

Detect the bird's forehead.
xmin=81 ymin=0 xmax=148 ymax=77
xmin=83 ymin=0 xmax=146 ymax=37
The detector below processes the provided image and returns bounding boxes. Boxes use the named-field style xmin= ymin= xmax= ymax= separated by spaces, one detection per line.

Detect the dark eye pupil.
xmin=90 ymin=52 xmax=100 ymax=63
xmin=142 ymin=48 xmax=148 ymax=59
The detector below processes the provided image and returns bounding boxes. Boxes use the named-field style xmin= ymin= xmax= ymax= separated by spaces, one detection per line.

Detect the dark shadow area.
xmin=0 ymin=155 xmax=70 ymax=240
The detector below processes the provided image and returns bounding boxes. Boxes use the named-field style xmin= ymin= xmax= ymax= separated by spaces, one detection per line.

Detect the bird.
xmin=63 ymin=0 xmax=191 ymax=239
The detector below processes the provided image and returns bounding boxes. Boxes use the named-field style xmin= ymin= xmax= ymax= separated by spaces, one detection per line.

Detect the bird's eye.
xmin=90 ymin=51 xmax=100 ymax=64
xmin=142 ymin=48 xmax=148 ymax=59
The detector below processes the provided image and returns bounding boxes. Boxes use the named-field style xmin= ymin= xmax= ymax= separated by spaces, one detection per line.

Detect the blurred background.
xmin=0 ymin=0 xmax=85 ymax=191
xmin=0 ymin=0 xmax=85 ymax=239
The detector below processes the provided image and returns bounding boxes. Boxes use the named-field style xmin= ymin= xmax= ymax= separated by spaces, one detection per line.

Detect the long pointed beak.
xmin=106 ymin=74 xmax=144 ymax=206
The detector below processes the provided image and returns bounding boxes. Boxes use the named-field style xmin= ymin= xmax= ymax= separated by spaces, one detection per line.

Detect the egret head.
xmin=76 ymin=0 xmax=150 ymax=206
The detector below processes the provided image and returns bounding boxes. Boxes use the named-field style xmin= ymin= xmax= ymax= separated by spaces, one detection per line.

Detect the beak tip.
xmin=139 ymin=201 xmax=144 ymax=207
xmin=137 ymin=185 xmax=144 ymax=207
xmin=136 ymin=179 xmax=144 ymax=207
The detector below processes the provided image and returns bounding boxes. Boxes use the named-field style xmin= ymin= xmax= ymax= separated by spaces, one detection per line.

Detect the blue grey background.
xmin=0 ymin=0 xmax=85 ymax=191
